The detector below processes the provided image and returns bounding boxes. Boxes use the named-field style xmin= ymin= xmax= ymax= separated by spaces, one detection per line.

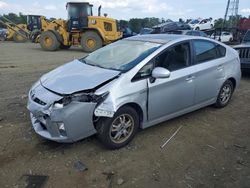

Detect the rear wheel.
xmin=13 ymin=30 xmax=28 ymax=43
xmin=96 ymin=106 xmax=139 ymax=149
xmin=215 ymin=80 xmax=234 ymax=108
xmin=30 ymin=29 xmax=41 ymax=43
xmin=80 ymin=31 xmax=102 ymax=53
xmin=40 ymin=31 xmax=60 ymax=51
xmin=195 ymin=27 xmax=200 ymax=30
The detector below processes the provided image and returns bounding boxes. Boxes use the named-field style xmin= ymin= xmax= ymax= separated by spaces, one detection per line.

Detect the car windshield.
xmin=242 ymin=31 xmax=250 ymax=43
xmin=190 ymin=19 xmax=199 ymax=24
xmin=80 ymin=40 xmax=161 ymax=72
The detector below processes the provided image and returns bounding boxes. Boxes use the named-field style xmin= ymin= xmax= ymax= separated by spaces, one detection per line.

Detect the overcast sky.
xmin=0 ymin=0 xmax=250 ymax=21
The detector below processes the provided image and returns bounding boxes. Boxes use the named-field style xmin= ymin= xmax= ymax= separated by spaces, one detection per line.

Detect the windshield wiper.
xmin=80 ymin=59 xmax=107 ymax=69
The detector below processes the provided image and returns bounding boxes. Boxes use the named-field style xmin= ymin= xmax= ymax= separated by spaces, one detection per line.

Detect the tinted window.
xmin=216 ymin=45 xmax=226 ymax=57
xmin=104 ymin=22 xmax=112 ymax=31
xmin=155 ymin=42 xmax=190 ymax=71
xmin=186 ymin=31 xmax=193 ymax=35
xmin=193 ymin=40 xmax=226 ymax=64
xmin=192 ymin=31 xmax=200 ymax=36
xmin=242 ymin=30 xmax=250 ymax=43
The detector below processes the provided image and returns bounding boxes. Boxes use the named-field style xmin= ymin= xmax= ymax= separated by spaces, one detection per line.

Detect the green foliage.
xmin=0 ymin=12 xmax=27 ymax=28
xmin=127 ymin=17 xmax=160 ymax=33
xmin=214 ymin=15 xmax=243 ymax=29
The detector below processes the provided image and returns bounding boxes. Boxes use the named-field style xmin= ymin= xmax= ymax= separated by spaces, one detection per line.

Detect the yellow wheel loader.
xmin=0 ymin=16 xmax=30 ymax=42
xmin=0 ymin=15 xmax=54 ymax=43
xmin=39 ymin=2 xmax=123 ymax=52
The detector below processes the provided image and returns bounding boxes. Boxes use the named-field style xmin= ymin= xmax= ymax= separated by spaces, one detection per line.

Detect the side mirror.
xmin=152 ymin=67 xmax=171 ymax=79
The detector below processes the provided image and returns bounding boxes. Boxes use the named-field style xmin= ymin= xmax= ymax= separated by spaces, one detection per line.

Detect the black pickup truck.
xmin=234 ymin=30 xmax=250 ymax=71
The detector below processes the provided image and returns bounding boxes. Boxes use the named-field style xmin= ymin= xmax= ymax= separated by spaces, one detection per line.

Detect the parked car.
xmin=233 ymin=29 xmax=250 ymax=71
xmin=168 ymin=30 xmax=208 ymax=37
xmin=121 ymin=27 xmax=137 ymax=38
xmin=0 ymin=28 xmax=7 ymax=41
xmin=139 ymin=28 xmax=154 ymax=35
xmin=211 ymin=32 xmax=233 ymax=43
xmin=27 ymin=34 xmax=241 ymax=149
xmin=152 ymin=22 xmax=191 ymax=33
xmin=189 ymin=18 xmax=214 ymax=31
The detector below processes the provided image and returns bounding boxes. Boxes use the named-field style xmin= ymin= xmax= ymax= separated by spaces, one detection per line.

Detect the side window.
xmin=104 ymin=22 xmax=112 ymax=31
xmin=132 ymin=61 xmax=154 ymax=81
xmin=216 ymin=45 xmax=226 ymax=58
xmin=193 ymin=40 xmax=226 ymax=64
xmin=155 ymin=42 xmax=190 ymax=71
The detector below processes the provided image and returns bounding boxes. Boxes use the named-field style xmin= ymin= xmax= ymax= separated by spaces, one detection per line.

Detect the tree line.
xmin=1 ymin=12 xmax=249 ymax=33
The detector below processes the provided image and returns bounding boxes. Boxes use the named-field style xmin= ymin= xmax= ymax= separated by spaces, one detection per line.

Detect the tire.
xmin=195 ymin=27 xmax=200 ymax=30
xmin=215 ymin=80 xmax=234 ymax=108
xmin=30 ymin=29 xmax=41 ymax=43
xmin=96 ymin=106 xmax=139 ymax=149
xmin=13 ymin=30 xmax=28 ymax=43
xmin=60 ymin=44 xmax=71 ymax=50
xmin=80 ymin=31 xmax=102 ymax=53
xmin=40 ymin=31 xmax=60 ymax=51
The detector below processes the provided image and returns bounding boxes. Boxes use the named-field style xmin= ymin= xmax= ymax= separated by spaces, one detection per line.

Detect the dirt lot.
xmin=0 ymin=42 xmax=250 ymax=188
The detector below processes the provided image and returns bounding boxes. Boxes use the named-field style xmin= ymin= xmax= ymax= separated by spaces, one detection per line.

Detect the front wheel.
xmin=96 ymin=106 xmax=139 ymax=149
xmin=40 ymin=31 xmax=60 ymax=51
xmin=13 ymin=30 xmax=28 ymax=43
xmin=215 ymin=80 xmax=234 ymax=108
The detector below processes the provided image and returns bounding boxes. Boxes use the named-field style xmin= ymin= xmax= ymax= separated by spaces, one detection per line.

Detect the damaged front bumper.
xmin=27 ymin=84 xmax=98 ymax=143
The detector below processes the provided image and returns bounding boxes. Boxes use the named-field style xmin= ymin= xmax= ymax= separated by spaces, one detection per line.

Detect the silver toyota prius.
xmin=27 ymin=34 xmax=241 ymax=149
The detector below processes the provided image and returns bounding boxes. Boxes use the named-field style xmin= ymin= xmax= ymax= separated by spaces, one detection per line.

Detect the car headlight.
xmin=54 ymin=92 xmax=109 ymax=108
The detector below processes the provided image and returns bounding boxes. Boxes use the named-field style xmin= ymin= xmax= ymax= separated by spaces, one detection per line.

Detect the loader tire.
xmin=40 ymin=31 xmax=60 ymax=51
xmin=81 ymin=31 xmax=102 ymax=53
xmin=13 ymin=30 xmax=28 ymax=43
xmin=30 ymin=29 xmax=41 ymax=43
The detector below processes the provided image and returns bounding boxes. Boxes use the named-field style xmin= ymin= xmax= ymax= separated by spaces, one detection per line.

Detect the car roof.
xmin=125 ymin=34 xmax=189 ymax=44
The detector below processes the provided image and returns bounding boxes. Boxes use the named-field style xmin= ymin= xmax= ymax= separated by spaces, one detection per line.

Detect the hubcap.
xmin=220 ymin=84 xmax=232 ymax=104
xmin=44 ymin=36 xmax=53 ymax=47
xmin=109 ymin=114 xmax=134 ymax=144
xmin=86 ymin=38 xmax=96 ymax=48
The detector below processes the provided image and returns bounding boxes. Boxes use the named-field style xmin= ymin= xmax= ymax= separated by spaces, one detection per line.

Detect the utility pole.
xmin=220 ymin=0 xmax=239 ymax=41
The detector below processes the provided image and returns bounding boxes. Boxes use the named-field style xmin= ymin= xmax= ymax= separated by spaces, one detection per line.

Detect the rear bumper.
xmin=27 ymin=90 xmax=97 ymax=143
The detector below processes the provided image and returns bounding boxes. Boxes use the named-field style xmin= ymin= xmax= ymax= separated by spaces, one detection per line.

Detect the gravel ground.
xmin=0 ymin=41 xmax=250 ymax=188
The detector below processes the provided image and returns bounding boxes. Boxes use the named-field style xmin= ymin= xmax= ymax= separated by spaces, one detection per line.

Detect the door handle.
xmin=186 ymin=75 xmax=195 ymax=81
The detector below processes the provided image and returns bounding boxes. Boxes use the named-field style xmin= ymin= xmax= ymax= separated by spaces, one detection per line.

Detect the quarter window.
xmin=193 ymin=40 xmax=226 ymax=64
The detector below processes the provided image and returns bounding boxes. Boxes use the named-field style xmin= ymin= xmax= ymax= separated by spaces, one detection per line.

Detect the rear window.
xmin=242 ymin=30 xmax=250 ymax=43
xmin=193 ymin=40 xmax=226 ymax=64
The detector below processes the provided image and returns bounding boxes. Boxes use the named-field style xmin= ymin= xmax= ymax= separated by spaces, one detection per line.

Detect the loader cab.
xmin=27 ymin=15 xmax=42 ymax=31
xmin=66 ymin=2 xmax=93 ymax=31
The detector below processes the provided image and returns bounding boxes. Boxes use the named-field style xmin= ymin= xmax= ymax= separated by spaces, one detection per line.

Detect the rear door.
xmin=147 ymin=41 xmax=196 ymax=120
xmin=191 ymin=39 xmax=226 ymax=104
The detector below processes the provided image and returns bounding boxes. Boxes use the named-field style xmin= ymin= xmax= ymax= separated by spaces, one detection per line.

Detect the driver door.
xmin=147 ymin=42 xmax=196 ymax=121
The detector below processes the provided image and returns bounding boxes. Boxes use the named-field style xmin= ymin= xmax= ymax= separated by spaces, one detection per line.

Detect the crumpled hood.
xmin=40 ymin=59 xmax=120 ymax=95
